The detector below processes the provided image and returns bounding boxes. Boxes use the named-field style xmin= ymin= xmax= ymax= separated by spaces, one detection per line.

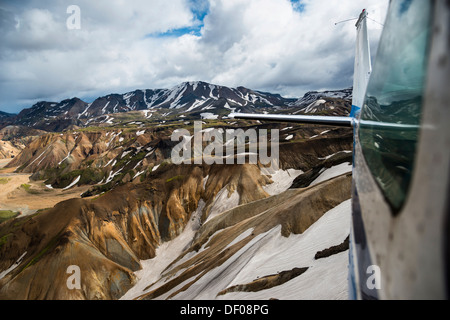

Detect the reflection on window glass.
xmin=358 ymin=0 xmax=432 ymax=213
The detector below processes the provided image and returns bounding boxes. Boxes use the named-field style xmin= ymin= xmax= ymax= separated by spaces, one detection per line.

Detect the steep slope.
xmin=0 ymin=161 xmax=279 ymax=299
xmin=6 ymin=128 xmax=168 ymax=192
xmin=0 ymin=159 xmax=352 ymax=300
xmin=125 ymin=173 xmax=352 ymax=300
xmin=0 ymin=125 xmax=353 ymax=300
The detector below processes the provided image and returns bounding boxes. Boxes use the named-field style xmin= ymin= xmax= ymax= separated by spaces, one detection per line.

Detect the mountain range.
xmin=1 ymin=82 xmax=352 ymax=132
xmin=0 ymin=81 xmax=354 ymax=300
xmin=0 ymin=122 xmax=354 ymax=300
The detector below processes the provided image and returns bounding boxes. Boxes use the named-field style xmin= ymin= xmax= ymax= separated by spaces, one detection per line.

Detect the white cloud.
xmin=0 ymin=0 xmax=389 ymax=113
xmin=200 ymin=0 xmax=389 ymax=93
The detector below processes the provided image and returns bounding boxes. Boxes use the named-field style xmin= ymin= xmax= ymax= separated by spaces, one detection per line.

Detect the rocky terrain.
xmin=0 ymin=86 xmax=354 ymax=300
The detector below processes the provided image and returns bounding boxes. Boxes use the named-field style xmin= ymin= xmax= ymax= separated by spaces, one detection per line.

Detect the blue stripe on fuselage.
xmin=350 ymin=105 xmax=361 ymax=118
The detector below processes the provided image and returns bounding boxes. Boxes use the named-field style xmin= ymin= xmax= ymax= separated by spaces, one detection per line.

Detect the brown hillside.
xmin=0 ymin=162 xmax=278 ymax=299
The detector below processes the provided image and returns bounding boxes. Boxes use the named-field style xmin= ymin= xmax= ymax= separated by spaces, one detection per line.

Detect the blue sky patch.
xmin=290 ymin=0 xmax=306 ymax=12
xmin=146 ymin=0 xmax=209 ymax=38
xmin=150 ymin=26 xmax=202 ymax=38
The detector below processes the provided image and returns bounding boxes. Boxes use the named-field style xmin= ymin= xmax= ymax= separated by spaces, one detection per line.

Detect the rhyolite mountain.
xmin=0 ymin=82 xmax=355 ymax=300
xmin=2 ymin=82 xmax=352 ymax=132
xmin=0 ymin=120 xmax=354 ymax=300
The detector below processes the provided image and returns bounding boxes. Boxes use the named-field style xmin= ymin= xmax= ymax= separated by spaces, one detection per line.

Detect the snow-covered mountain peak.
xmin=7 ymin=83 xmax=352 ymax=132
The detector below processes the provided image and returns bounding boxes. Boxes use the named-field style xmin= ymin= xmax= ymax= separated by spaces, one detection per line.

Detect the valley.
xmin=0 ymin=158 xmax=92 ymax=218
xmin=0 ymin=83 xmax=354 ymax=300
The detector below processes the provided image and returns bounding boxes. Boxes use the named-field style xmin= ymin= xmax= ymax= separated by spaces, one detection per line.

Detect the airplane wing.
xmin=229 ymin=113 xmax=355 ymax=128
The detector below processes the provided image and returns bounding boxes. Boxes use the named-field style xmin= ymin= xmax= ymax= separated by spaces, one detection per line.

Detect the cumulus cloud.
xmin=0 ymin=0 xmax=389 ymax=113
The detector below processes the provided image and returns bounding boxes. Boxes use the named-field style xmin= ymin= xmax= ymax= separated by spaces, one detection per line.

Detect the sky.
xmin=0 ymin=0 xmax=389 ymax=114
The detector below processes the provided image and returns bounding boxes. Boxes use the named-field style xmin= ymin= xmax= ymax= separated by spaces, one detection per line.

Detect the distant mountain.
xmin=0 ymin=111 xmax=16 ymax=119
xmin=0 ymin=111 xmax=16 ymax=128
xmin=8 ymin=82 xmax=297 ymax=131
xmin=293 ymin=88 xmax=353 ymax=108
xmin=2 ymin=83 xmax=352 ymax=132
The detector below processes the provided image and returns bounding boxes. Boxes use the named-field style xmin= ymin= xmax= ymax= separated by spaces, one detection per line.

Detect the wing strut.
xmin=230 ymin=113 xmax=354 ymax=128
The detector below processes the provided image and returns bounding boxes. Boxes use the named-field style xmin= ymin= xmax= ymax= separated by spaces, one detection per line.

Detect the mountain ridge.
xmin=9 ymin=82 xmax=295 ymax=130
xmin=1 ymin=82 xmax=352 ymax=132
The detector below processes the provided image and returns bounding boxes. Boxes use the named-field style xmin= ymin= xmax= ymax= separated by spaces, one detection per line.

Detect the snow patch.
xmin=121 ymin=150 xmax=133 ymax=159
xmin=58 ymin=151 xmax=72 ymax=165
xmin=105 ymin=167 xmax=123 ymax=184
xmin=78 ymin=103 xmax=92 ymax=119
xmin=202 ymin=175 xmax=209 ymax=189
xmin=263 ymin=169 xmax=303 ymax=196
xmin=201 ymin=113 xmax=219 ymax=120
xmin=206 ymin=187 xmax=240 ymax=222
xmin=0 ymin=252 xmax=27 ymax=281
xmin=216 ymin=200 xmax=351 ymax=300
xmin=310 ymin=163 xmax=352 ymax=186
xmin=133 ymin=171 xmax=145 ymax=180
xmin=304 ymin=99 xmax=326 ymax=113
xmin=142 ymin=110 xmax=153 ymax=119
xmin=102 ymin=101 xmax=111 ymax=114
xmin=168 ymin=200 xmax=352 ymax=300
xmin=318 ymin=150 xmax=352 ymax=161
xmin=28 ymin=145 xmax=51 ymax=167
xmin=63 ymin=175 xmax=81 ymax=190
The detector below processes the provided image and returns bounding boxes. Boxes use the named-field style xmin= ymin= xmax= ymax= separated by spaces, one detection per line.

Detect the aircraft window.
xmin=358 ymin=0 xmax=432 ymax=214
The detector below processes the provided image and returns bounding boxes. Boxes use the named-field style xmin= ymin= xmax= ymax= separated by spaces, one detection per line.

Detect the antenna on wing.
xmin=335 ymin=18 xmax=358 ymax=26
xmin=335 ymin=11 xmax=384 ymax=27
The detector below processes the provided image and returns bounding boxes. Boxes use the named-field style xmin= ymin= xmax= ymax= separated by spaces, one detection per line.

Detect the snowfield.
xmin=263 ymin=168 xmax=303 ymax=196
xmin=216 ymin=200 xmax=351 ymax=300
xmin=120 ymin=199 xmax=205 ymax=300
xmin=120 ymin=197 xmax=351 ymax=301
xmin=120 ymin=162 xmax=352 ymax=301
xmin=206 ymin=187 xmax=240 ymax=222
